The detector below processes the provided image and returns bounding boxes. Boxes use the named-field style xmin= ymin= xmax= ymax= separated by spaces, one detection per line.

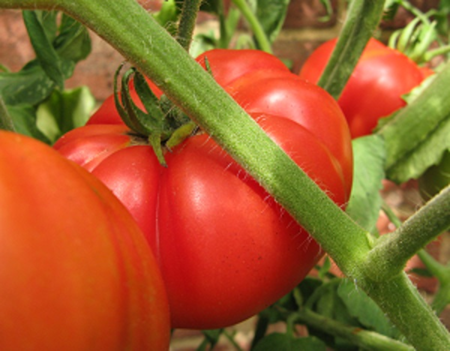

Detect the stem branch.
xmin=364 ymin=186 xmax=450 ymax=281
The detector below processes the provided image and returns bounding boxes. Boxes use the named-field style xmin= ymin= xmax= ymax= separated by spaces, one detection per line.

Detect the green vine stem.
xmin=176 ymin=0 xmax=202 ymax=51
xmin=317 ymin=0 xmax=385 ymax=99
xmin=230 ymin=0 xmax=272 ymax=53
xmin=276 ymin=306 xmax=414 ymax=351
xmin=1 ymin=0 xmax=450 ymax=349
xmin=382 ymin=201 xmax=450 ymax=315
xmin=364 ymin=186 xmax=450 ymax=281
xmin=378 ymin=60 xmax=450 ymax=178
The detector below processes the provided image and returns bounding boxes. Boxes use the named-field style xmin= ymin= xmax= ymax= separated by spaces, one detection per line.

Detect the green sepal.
xmin=148 ymin=132 xmax=167 ymax=167
xmin=165 ymin=120 xmax=198 ymax=151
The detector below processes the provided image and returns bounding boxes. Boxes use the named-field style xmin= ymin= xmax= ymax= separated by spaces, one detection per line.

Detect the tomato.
xmin=0 ymin=131 xmax=170 ymax=350
xmin=86 ymin=49 xmax=290 ymax=126
xmin=299 ymin=38 xmax=426 ymax=138
xmin=196 ymin=48 xmax=290 ymax=87
xmin=57 ymin=50 xmax=353 ymax=329
xmin=224 ymin=70 xmax=353 ymax=194
xmin=418 ymin=150 xmax=450 ymax=201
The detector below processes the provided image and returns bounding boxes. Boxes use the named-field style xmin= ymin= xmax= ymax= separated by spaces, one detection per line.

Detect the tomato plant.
xmin=2 ymin=0 xmax=450 ymax=350
xmin=0 ymin=131 xmax=170 ymax=350
xmin=299 ymin=38 xmax=427 ymax=138
xmin=54 ymin=49 xmax=353 ymax=329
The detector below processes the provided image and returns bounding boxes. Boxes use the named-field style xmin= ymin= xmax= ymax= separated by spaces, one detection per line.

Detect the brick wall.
xmin=0 ymin=1 xmax=439 ymax=101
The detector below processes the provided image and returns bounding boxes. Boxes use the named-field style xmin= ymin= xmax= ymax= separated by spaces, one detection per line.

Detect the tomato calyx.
xmin=388 ymin=9 xmax=450 ymax=65
xmin=113 ymin=64 xmax=197 ymax=166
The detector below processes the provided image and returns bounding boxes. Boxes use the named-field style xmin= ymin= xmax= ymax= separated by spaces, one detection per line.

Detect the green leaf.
xmin=337 ymin=279 xmax=400 ymax=339
xmin=36 ymin=86 xmax=95 ymax=143
xmin=0 ymin=61 xmax=55 ymax=106
xmin=0 ymin=11 xmax=91 ymax=109
xmin=378 ymin=61 xmax=450 ymax=183
xmin=0 ymin=96 xmax=16 ymax=132
xmin=255 ymin=0 xmax=290 ymax=44
xmin=54 ymin=14 xmax=92 ymax=63
xmin=23 ymin=10 xmax=65 ymax=89
xmin=346 ymin=135 xmax=386 ymax=233
xmin=153 ymin=0 xmax=180 ymax=35
xmin=253 ymin=333 xmax=326 ymax=351
xmin=5 ymin=104 xmax=51 ymax=144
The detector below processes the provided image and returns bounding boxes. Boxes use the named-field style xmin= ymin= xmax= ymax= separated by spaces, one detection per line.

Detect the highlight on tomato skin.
xmin=0 ymin=131 xmax=171 ymax=351
xmin=299 ymin=37 xmax=427 ymax=139
xmin=58 ymin=48 xmax=353 ymax=330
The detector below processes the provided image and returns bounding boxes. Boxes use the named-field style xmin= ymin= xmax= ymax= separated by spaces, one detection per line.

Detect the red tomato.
xmin=299 ymin=38 xmax=426 ymax=138
xmin=87 ymin=49 xmax=290 ymax=126
xmin=0 ymin=131 xmax=170 ymax=350
xmin=55 ymin=112 xmax=351 ymax=329
xmin=225 ymin=70 xmax=353 ymax=194
xmin=196 ymin=48 xmax=290 ymax=87
xmin=59 ymin=49 xmax=353 ymax=329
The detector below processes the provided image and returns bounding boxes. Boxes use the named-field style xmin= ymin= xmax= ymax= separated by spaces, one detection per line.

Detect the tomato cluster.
xmin=299 ymin=38 xmax=430 ymax=138
xmin=0 ymin=131 xmax=171 ymax=350
xmin=54 ymin=49 xmax=353 ymax=329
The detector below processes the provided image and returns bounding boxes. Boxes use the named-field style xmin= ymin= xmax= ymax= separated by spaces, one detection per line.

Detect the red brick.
xmin=283 ymin=0 xmax=338 ymax=29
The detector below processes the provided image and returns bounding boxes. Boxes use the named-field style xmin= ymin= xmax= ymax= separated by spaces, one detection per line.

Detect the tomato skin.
xmin=0 ymin=131 xmax=170 ymax=350
xmin=196 ymin=48 xmax=290 ymax=87
xmin=225 ymin=70 xmax=352 ymax=193
xmin=299 ymin=38 xmax=425 ymax=138
xmin=55 ymin=111 xmax=349 ymax=329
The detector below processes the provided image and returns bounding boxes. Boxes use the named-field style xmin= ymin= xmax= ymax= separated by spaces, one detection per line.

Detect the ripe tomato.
xmin=299 ymin=38 xmax=426 ymax=138
xmin=58 ymin=49 xmax=353 ymax=329
xmin=0 ymin=131 xmax=170 ymax=350
xmin=55 ymin=122 xmax=351 ymax=330
xmin=224 ymin=70 xmax=353 ymax=194
xmin=196 ymin=48 xmax=291 ymax=87
xmin=86 ymin=49 xmax=290 ymax=126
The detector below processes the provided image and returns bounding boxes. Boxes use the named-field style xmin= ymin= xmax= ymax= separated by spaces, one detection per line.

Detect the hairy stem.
xmin=277 ymin=307 xmax=414 ymax=351
xmin=230 ymin=0 xmax=272 ymax=53
xmin=318 ymin=0 xmax=385 ymax=99
xmin=364 ymin=186 xmax=450 ymax=281
xmin=176 ymin=0 xmax=202 ymax=51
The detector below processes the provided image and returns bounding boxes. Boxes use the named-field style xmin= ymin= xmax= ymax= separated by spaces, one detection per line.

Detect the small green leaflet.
xmin=346 ymin=135 xmax=386 ymax=234
xmin=36 ymin=86 xmax=95 ymax=144
xmin=5 ymin=104 xmax=50 ymax=144
xmin=254 ymin=0 xmax=290 ymax=44
xmin=0 ymin=11 xmax=91 ymax=107
xmin=23 ymin=10 xmax=65 ymax=89
xmin=337 ymin=279 xmax=401 ymax=339
xmin=378 ymin=61 xmax=450 ymax=183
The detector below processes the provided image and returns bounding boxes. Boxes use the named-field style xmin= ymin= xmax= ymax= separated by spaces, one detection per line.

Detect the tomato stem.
xmin=176 ymin=0 xmax=202 ymax=52
xmin=277 ymin=306 xmax=414 ymax=351
xmin=363 ymin=186 xmax=450 ymax=282
xmin=317 ymin=0 xmax=385 ymax=99
xmin=230 ymin=0 xmax=272 ymax=53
